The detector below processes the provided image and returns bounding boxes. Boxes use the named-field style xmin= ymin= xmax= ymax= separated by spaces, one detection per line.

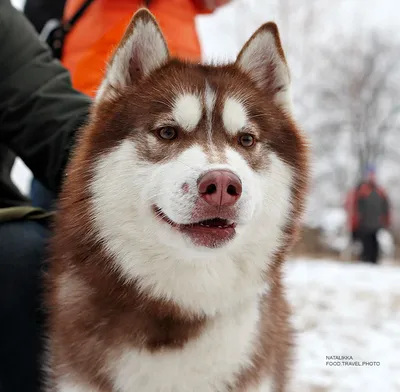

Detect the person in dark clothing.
xmin=24 ymin=0 xmax=67 ymax=33
xmin=24 ymin=0 xmax=69 ymax=211
xmin=360 ymin=231 xmax=380 ymax=264
xmin=0 ymin=1 xmax=91 ymax=390
xmin=345 ymin=165 xmax=391 ymax=264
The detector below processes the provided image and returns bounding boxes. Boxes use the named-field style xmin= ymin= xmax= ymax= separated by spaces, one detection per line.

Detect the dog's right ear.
xmin=235 ymin=22 xmax=291 ymax=112
xmin=96 ymin=9 xmax=169 ymax=101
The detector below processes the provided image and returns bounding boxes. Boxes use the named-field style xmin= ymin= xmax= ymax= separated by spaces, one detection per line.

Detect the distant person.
xmin=345 ymin=165 xmax=391 ymax=264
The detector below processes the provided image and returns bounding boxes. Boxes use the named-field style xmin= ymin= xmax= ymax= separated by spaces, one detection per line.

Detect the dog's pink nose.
xmin=198 ymin=170 xmax=242 ymax=207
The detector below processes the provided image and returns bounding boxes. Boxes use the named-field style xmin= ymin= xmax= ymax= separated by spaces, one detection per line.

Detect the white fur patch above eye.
xmin=222 ymin=97 xmax=248 ymax=135
xmin=172 ymin=94 xmax=202 ymax=132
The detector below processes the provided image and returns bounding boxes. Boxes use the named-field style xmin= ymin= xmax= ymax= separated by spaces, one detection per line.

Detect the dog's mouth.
xmin=153 ymin=206 xmax=237 ymax=248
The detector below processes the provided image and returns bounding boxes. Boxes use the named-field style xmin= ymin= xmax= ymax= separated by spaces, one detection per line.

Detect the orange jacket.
xmin=62 ymin=0 xmax=211 ymax=97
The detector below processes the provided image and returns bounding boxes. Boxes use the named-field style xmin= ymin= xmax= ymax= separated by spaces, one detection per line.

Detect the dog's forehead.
xmin=144 ymin=64 xmax=255 ymax=133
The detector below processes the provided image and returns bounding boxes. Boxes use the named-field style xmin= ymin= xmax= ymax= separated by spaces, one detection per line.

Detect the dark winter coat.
xmin=0 ymin=0 xmax=90 ymax=214
xmin=345 ymin=181 xmax=390 ymax=233
xmin=24 ymin=0 xmax=67 ymax=34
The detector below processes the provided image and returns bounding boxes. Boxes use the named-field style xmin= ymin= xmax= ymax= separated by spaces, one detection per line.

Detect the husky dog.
xmin=47 ymin=8 xmax=309 ymax=392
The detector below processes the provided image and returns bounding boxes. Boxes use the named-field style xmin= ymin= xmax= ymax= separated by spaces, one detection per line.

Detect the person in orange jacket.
xmin=62 ymin=0 xmax=231 ymax=97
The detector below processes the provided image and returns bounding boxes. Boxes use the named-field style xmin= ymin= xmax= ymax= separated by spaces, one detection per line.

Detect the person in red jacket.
xmin=345 ymin=165 xmax=391 ymax=264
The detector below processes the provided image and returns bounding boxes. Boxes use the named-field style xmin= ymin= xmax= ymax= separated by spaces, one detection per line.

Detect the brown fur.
xmin=46 ymin=9 xmax=309 ymax=392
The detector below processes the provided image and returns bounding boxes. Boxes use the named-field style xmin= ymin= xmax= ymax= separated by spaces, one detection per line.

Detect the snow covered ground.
xmin=286 ymin=259 xmax=400 ymax=392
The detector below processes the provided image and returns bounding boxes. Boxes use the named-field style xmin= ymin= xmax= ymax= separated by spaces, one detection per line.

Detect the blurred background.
xmin=9 ymin=0 xmax=400 ymax=390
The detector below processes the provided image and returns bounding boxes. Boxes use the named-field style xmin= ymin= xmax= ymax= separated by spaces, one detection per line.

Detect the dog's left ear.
xmin=236 ymin=22 xmax=291 ymax=111
xmin=97 ymin=8 xmax=169 ymax=101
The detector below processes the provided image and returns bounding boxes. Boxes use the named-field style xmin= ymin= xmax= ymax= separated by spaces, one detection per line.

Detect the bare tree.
xmin=312 ymin=31 xmax=400 ymax=182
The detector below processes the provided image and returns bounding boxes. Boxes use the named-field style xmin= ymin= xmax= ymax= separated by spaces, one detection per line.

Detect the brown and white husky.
xmin=46 ymin=8 xmax=309 ymax=392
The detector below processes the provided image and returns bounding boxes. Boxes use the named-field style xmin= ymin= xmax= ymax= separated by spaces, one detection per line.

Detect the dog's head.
xmin=77 ymin=9 xmax=308 ymax=312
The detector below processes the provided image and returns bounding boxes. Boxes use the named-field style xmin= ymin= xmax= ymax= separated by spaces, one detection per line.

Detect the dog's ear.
xmin=236 ymin=22 xmax=291 ymax=111
xmin=96 ymin=8 xmax=169 ymax=101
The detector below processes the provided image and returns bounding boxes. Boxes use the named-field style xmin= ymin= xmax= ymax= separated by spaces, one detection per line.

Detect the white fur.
xmin=90 ymin=140 xmax=293 ymax=317
xmin=222 ymin=97 xmax=248 ymax=135
xmin=236 ymin=29 xmax=291 ymax=111
xmin=109 ymin=300 xmax=260 ymax=392
xmin=57 ymin=270 xmax=91 ymax=308
xmin=247 ymin=378 xmax=274 ymax=392
xmin=97 ymin=16 xmax=168 ymax=101
xmin=172 ymin=94 xmax=202 ymax=131
xmin=57 ymin=380 xmax=94 ymax=392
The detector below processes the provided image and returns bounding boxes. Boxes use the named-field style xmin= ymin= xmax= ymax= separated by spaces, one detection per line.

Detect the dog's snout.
xmin=197 ymin=170 xmax=242 ymax=207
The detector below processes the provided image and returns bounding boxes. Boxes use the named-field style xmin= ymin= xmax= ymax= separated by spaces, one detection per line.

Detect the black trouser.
xmin=359 ymin=230 xmax=379 ymax=264
xmin=0 ymin=220 xmax=49 ymax=392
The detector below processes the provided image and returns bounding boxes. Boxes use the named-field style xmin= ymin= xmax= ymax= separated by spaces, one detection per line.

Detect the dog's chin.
xmin=153 ymin=206 xmax=237 ymax=249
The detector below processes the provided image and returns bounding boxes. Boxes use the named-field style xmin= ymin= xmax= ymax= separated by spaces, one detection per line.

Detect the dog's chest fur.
xmin=108 ymin=300 xmax=261 ymax=392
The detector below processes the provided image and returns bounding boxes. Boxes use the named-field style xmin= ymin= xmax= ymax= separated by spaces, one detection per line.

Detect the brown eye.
xmin=239 ymin=133 xmax=255 ymax=147
xmin=157 ymin=127 xmax=177 ymax=140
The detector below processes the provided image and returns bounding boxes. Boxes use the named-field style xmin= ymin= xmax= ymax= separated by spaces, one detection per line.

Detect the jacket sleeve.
xmin=344 ymin=190 xmax=357 ymax=231
xmin=0 ymin=0 xmax=91 ymax=193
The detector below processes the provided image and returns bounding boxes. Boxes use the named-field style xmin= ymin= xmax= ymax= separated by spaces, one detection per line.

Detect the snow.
xmin=286 ymin=259 xmax=400 ymax=391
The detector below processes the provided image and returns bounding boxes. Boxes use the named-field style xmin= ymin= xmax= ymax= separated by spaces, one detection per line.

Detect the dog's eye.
xmin=157 ymin=127 xmax=178 ymax=140
xmin=239 ymin=134 xmax=255 ymax=148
